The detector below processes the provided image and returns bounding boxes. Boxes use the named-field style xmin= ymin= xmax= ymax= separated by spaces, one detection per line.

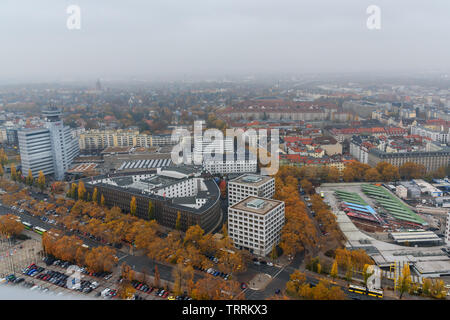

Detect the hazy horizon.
xmin=1 ymin=0 xmax=450 ymax=83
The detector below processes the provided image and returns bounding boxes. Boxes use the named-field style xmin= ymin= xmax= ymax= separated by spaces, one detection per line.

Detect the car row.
xmin=252 ymin=258 xmax=273 ymax=266
xmin=44 ymin=256 xmax=112 ymax=280
xmin=22 ymin=263 xmax=45 ymax=277
xmin=205 ymin=254 xmax=219 ymax=264
xmin=99 ymin=288 xmax=117 ymax=299
xmin=193 ymin=265 xmax=229 ymax=280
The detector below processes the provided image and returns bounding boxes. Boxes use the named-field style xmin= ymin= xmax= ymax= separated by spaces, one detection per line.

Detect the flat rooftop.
xmin=101 ymin=146 xmax=133 ymax=154
xmin=230 ymin=196 xmax=283 ymax=215
xmin=229 ymin=174 xmax=273 ymax=187
xmin=389 ymin=231 xmax=441 ymax=243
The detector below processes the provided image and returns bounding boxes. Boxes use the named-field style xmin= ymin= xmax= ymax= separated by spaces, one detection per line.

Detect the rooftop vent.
xmin=246 ymin=199 xmax=265 ymax=209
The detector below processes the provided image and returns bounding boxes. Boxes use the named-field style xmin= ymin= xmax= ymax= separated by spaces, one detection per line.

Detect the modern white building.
xmin=203 ymin=154 xmax=257 ymax=175
xmin=228 ymin=174 xmax=275 ymax=206
xmin=228 ymin=196 xmax=285 ymax=256
xmin=18 ymin=108 xmax=79 ymax=180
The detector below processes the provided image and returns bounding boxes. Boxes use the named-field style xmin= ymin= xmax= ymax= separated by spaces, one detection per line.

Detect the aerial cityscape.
xmin=0 ymin=0 xmax=449 ymax=313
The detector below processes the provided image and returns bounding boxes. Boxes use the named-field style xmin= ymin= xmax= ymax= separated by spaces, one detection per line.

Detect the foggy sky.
xmin=0 ymin=0 xmax=449 ymax=82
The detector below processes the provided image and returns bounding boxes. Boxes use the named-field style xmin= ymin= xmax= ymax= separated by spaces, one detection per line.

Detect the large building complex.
xmin=79 ymin=129 xmax=177 ymax=152
xmin=18 ymin=108 xmax=79 ymax=180
xmin=84 ymin=166 xmax=221 ymax=233
xmin=367 ymin=143 xmax=450 ymax=173
xmin=228 ymin=196 xmax=285 ymax=256
xmin=202 ymin=153 xmax=258 ymax=175
xmin=411 ymin=125 xmax=450 ymax=144
xmin=228 ymin=174 xmax=275 ymax=206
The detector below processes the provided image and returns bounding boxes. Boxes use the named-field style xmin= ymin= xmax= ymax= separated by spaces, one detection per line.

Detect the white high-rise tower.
xmin=18 ymin=108 xmax=79 ymax=180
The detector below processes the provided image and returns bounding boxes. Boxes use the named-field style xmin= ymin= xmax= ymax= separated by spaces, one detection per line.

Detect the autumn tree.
xmin=399 ymin=162 xmax=426 ymax=180
xmin=327 ymin=167 xmax=341 ymax=182
xmin=92 ymin=187 xmax=98 ymax=203
xmin=422 ymin=278 xmax=432 ymax=296
xmin=0 ymin=214 xmax=24 ymax=237
xmin=300 ymin=179 xmax=314 ymax=194
xmin=430 ymin=279 xmax=446 ymax=299
xmin=84 ymin=246 xmax=118 ymax=272
xmin=342 ymin=161 xmax=371 ymax=182
xmin=285 ymin=270 xmax=307 ymax=297
xmin=130 ymin=196 xmax=137 ymax=216
xmin=398 ymin=263 xmax=411 ymax=299
xmin=375 ymin=162 xmax=400 ymax=181
xmin=10 ymin=163 xmax=16 ymax=181
xmin=0 ymin=164 xmax=4 ymax=178
xmin=69 ymin=183 xmax=77 ymax=199
xmin=37 ymin=170 xmax=46 ymax=191
xmin=0 ymin=148 xmax=8 ymax=166
xmin=26 ymin=169 xmax=34 ymax=186
xmin=172 ymin=263 xmax=194 ymax=296
xmin=77 ymin=181 xmax=86 ymax=200
xmin=100 ymin=194 xmax=105 ymax=207
xmin=364 ymin=168 xmax=381 ymax=182
xmin=330 ymin=260 xmax=338 ymax=280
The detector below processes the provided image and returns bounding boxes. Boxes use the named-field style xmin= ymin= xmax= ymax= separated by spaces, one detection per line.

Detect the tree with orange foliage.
xmin=190 ymin=275 xmax=243 ymax=300
xmin=364 ymin=168 xmax=381 ymax=182
xmin=77 ymin=181 xmax=86 ymax=200
xmin=0 ymin=214 xmax=24 ymax=237
xmin=399 ymin=162 xmax=427 ymax=180
xmin=130 ymin=196 xmax=137 ymax=216
xmin=84 ymin=246 xmax=118 ymax=272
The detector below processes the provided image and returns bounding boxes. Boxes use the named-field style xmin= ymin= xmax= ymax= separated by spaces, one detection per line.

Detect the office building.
xmin=18 ymin=108 xmax=79 ymax=180
xmin=228 ymin=174 xmax=275 ymax=206
xmin=228 ymin=196 xmax=285 ymax=256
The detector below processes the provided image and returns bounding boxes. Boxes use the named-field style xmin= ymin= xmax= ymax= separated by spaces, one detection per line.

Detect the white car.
xmin=267 ymin=262 xmax=274 ymax=266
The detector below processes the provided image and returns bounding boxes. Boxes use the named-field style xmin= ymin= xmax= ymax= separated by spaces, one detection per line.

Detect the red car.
xmin=162 ymin=292 xmax=169 ymax=299
xmin=137 ymin=284 xmax=143 ymax=290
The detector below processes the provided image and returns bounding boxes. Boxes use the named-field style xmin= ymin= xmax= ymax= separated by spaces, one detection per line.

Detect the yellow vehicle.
xmin=168 ymin=296 xmax=175 ymax=300
xmin=348 ymin=284 xmax=383 ymax=298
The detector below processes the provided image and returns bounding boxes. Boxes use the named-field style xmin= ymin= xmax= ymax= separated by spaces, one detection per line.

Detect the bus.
xmin=33 ymin=226 xmax=47 ymax=235
xmin=22 ymin=221 xmax=32 ymax=230
xmin=348 ymin=284 xmax=383 ymax=298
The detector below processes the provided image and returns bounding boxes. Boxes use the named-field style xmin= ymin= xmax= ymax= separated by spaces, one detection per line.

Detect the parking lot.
xmin=0 ymin=254 xmax=183 ymax=300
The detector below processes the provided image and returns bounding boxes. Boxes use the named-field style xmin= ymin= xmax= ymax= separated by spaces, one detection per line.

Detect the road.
xmin=0 ymin=195 xmax=380 ymax=300
xmin=0 ymin=203 xmax=214 ymax=288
